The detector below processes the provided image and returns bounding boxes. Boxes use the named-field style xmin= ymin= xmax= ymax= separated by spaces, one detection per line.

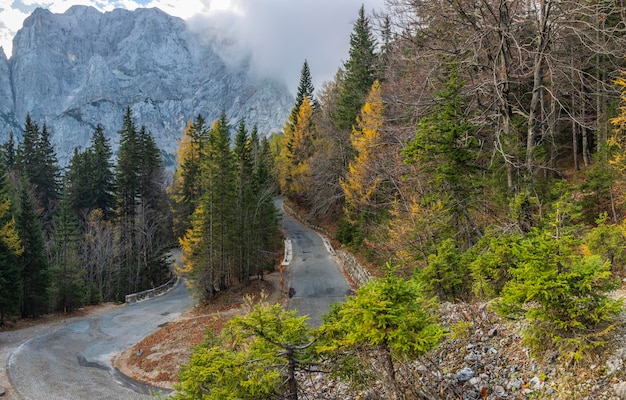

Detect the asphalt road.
xmin=4 ymin=203 xmax=349 ymax=399
xmin=278 ymin=199 xmax=352 ymax=327
xmin=7 ymin=275 xmax=194 ymax=399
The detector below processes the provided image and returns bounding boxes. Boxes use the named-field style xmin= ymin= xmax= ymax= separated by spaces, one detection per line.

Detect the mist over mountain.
xmin=0 ymin=5 xmax=293 ymax=167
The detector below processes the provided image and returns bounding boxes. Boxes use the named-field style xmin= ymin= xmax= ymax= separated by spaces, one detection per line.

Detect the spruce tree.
xmin=334 ymin=5 xmax=378 ymax=131
xmin=181 ymin=112 xmax=236 ymax=300
xmin=90 ymin=124 xmax=115 ymax=219
xmin=233 ymin=119 xmax=255 ymax=282
xmin=34 ymin=123 xmax=61 ymax=222
xmin=51 ymin=183 xmax=85 ymax=313
xmin=115 ymin=107 xmax=141 ymax=295
xmin=137 ymin=125 xmax=170 ymax=287
xmin=1 ymin=132 xmax=16 ymax=171
xmin=170 ymin=115 xmax=209 ymax=238
xmin=0 ymin=170 xmax=23 ymax=325
xmin=16 ymin=177 xmax=51 ymax=317
xmin=286 ymin=60 xmax=317 ymax=132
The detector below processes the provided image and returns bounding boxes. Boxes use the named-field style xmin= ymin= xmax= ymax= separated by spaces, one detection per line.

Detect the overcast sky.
xmin=0 ymin=0 xmax=385 ymax=94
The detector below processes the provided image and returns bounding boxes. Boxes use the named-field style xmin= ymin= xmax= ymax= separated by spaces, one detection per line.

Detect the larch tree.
xmin=341 ymin=80 xmax=385 ymax=225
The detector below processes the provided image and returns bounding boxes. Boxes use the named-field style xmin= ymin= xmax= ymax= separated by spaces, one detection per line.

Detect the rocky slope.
xmin=0 ymin=6 xmax=293 ymax=167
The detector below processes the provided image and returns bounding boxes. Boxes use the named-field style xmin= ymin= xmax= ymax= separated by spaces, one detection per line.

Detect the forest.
xmin=174 ymin=1 xmax=626 ymax=399
xmin=0 ymin=105 xmax=280 ymax=324
xmin=5 ymin=0 xmax=626 ymax=398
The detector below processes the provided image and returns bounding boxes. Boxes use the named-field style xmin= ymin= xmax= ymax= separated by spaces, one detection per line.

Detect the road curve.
xmin=8 ymin=274 xmax=194 ymax=399
xmin=277 ymin=198 xmax=352 ymax=327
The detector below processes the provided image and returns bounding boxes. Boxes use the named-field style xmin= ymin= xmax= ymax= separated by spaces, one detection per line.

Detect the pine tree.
xmin=233 ymin=119 xmax=255 ymax=282
xmin=115 ymin=107 xmax=141 ymax=295
xmin=0 ymin=171 xmax=23 ymax=325
xmin=403 ymin=66 xmax=483 ymax=246
xmin=136 ymin=125 xmax=170 ymax=287
xmin=33 ymin=123 xmax=61 ymax=222
xmin=181 ymin=112 xmax=236 ymax=300
xmin=170 ymin=115 xmax=209 ymax=238
xmin=1 ymin=132 xmax=16 ymax=171
xmin=16 ymin=177 xmax=51 ymax=317
xmin=286 ymin=60 xmax=317 ymax=133
xmin=334 ymin=5 xmax=378 ymax=131
xmin=51 ymin=183 xmax=85 ymax=313
xmin=90 ymin=124 xmax=115 ymax=219
xmin=16 ymin=113 xmax=38 ymax=180
xmin=319 ymin=265 xmax=443 ymax=398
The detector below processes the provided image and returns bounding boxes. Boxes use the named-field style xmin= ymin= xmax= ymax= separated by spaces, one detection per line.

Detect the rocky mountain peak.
xmin=0 ymin=6 xmax=293 ymax=168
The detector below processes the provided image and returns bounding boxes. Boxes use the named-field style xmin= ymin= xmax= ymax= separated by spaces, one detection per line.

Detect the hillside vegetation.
xmin=177 ymin=2 xmax=626 ymax=399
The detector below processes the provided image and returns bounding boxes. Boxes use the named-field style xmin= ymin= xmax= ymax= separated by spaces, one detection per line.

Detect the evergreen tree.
xmin=176 ymin=299 xmax=314 ymax=400
xmin=90 ymin=124 xmax=115 ymax=219
xmin=115 ymin=107 xmax=141 ymax=295
xmin=319 ymin=265 xmax=443 ymax=398
xmin=16 ymin=177 xmax=51 ymax=317
xmin=16 ymin=113 xmax=39 ymax=179
xmin=33 ymin=123 xmax=61 ymax=222
xmin=286 ymin=60 xmax=317 ymax=133
xmin=180 ymin=112 xmax=237 ymax=300
xmin=403 ymin=66 xmax=483 ymax=247
xmin=0 ymin=171 xmax=23 ymax=325
xmin=15 ymin=116 xmax=60 ymax=226
xmin=1 ymin=132 xmax=16 ymax=171
xmin=137 ymin=125 xmax=170 ymax=287
xmin=233 ymin=119 xmax=255 ymax=282
xmin=51 ymin=183 xmax=85 ymax=313
xmin=333 ymin=5 xmax=378 ymax=131
xmin=170 ymin=115 xmax=209 ymax=238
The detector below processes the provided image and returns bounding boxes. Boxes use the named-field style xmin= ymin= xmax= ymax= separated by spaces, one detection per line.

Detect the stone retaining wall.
xmin=125 ymin=274 xmax=178 ymax=304
xmin=281 ymin=201 xmax=371 ymax=288
xmin=336 ymin=250 xmax=371 ymax=287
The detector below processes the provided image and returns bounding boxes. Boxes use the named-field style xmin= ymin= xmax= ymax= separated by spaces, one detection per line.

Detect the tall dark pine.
xmin=34 ymin=123 xmax=61 ymax=222
xmin=334 ymin=5 xmax=378 ymax=131
xmin=137 ymin=125 xmax=170 ymax=287
xmin=0 ymin=171 xmax=22 ymax=325
xmin=68 ymin=124 xmax=114 ymax=220
xmin=211 ymin=112 xmax=236 ymax=290
xmin=234 ymin=119 xmax=255 ymax=282
xmin=287 ymin=60 xmax=317 ymax=132
xmin=16 ymin=177 xmax=51 ymax=317
xmin=51 ymin=183 xmax=85 ymax=313
xmin=16 ymin=114 xmax=38 ymax=179
xmin=90 ymin=124 xmax=115 ymax=219
xmin=115 ymin=107 xmax=140 ymax=295
xmin=15 ymin=116 xmax=60 ymax=226
xmin=1 ymin=132 xmax=16 ymax=171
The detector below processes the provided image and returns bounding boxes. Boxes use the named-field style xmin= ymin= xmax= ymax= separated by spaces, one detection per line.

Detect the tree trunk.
xmin=285 ymin=345 xmax=298 ymax=400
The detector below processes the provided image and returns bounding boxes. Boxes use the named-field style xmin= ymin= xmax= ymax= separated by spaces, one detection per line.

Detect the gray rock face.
xmin=1 ymin=5 xmax=293 ymax=167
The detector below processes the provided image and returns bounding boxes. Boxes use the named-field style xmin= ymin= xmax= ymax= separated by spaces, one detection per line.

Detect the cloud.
xmin=185 ymin=0 xmax=384 ymax=94
xmin=0 ymin=0 xmax=385 ymax=94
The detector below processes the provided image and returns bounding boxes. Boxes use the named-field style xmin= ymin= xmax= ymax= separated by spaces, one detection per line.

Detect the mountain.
xmin=0 ymin=6 xmax=293 ymax=167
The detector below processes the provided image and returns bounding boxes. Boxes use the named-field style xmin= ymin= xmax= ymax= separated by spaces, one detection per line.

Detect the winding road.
xmin=278 ymin=199 xmax=352 ymax=327
xmin=1 ymin=201 xmax=350 ymax=399
xmin=7 ymin=279 xmax=194 ymax=399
